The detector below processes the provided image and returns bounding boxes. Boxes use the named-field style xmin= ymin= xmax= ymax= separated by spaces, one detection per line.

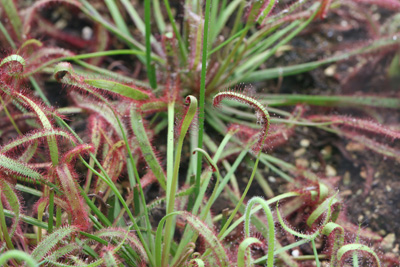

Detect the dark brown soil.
xmin=252 ymin=2 xmax=400 ymax=262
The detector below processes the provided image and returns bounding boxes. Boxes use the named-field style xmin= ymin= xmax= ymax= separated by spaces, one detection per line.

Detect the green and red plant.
xmin=0 ymin=0 xmax=399 ymax=266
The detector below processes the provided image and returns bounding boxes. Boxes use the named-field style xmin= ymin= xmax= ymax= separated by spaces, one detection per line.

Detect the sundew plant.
xmin=0 ymin=0 xmax=399 ymax=266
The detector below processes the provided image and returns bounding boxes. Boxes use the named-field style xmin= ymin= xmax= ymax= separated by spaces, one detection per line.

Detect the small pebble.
xmin=55 ymin=19 xmax=67 ymax=29
xmin=294 ymin=147 xmax=306 ymax=157
xmin=325 ymin=164 xmax=337 ymax=177
xmin=296 ymin=158 xmax=309 ymax=168
xmin=379 ymin=230 xmax=387 ymax=236
xmin=343 ymin=171 xmax=351 ymax=185
xmin=360 ymin=169 xmax=367 ymax=179
xmin=291 ymin=249 xmax=300 ymax=257
xmin=340 ymin=190 xmax=352 ymax=197
xmin=268 ymin=176 xmax=276 ymax=183
xmin=324 ymin=64 xmax=336 ymax=76
xmin=300 ymin=139 xmax=310 ymax=147
xmin=321 ymin=146 xmax=332 ymax=159
xmin=311 ymin=161 xmax=320 ymax=171
xmin=82 ymin=26 xmax=93 ymax=40
xmin=346 ymin=142 xmax=365 ymax=152
xmin=386 ymin=185 xmax=392 ymax=192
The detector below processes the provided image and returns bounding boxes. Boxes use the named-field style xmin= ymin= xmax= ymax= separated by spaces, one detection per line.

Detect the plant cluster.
xmin=0 ymin=0 xmax=399 ymax=266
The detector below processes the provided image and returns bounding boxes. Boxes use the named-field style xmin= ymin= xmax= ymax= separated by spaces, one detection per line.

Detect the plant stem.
xmin=195 ymin=0 xmax=211 ymax=211
xmin=162 ymin=101 xmax=175 ymax=267
xmin=145 ymin=0 xmax=157 ymax=89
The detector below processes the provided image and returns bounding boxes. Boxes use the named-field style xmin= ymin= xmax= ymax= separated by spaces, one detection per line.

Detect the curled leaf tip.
xmin=213 ymin=90 xmax=270 ymax=153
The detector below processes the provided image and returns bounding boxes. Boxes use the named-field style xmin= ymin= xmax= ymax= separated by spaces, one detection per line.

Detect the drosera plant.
xmin=0 ymin=0 xmax=400 ymax=266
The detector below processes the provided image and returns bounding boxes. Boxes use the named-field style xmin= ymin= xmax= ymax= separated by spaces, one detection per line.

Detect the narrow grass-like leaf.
xmin=195 ymin=0 xmax=211 ymax=206
xmin=104 ymin=0 xmax=131 ymax=36
xmin=0 ymin=181 xmax=21 ymax=240
xmin=237 ymin=237 xmax=262 ymax=267
xmin=211 ymin=0 xmax=242 ymax=43
xmin=144 ymin=0 xmax=157 ymax=88
xmin=163 ymin=96 xmax=198 ymax=264
xmin=241 ymin=34 xmax=400 ymax=83
xmin=130 ymin=108 xmax=166 ymax=189
xmin=71 ymin=92 xmax=126 ymax=139
xmin=342 ymin=132 xmax=400 ymax=162
xmin=16 ymin=93 xmax=59 ymax=165
xmin=1 ymin=129 xmax=74 ymax=153
xmin=31 ymin=226 xmax=77 ymax=261
xmin=192 ymin=148 xmax=221 ymax=220
xmin=96 ymin=228 xmax=148 ymax=263
xmin=45 ymin=258 xmax=103 ymax=267
xmin=56 ymin=164 xmax=91 ymax=231
xmin=0 ymin=154 xmax=42 ymax=181
xmin=0 ymin=20 xmax=16 ymax=48
xmin=0 ymin=0 xmax=22 ymax=40
xmin=78 ymin=0 xmax=147 ymax=56
xmin=158 ymin=211 xmax=230 ymax=266
xmin=0 ymin=186 xmax=15 ymax=250
xmin=162 ymin=0 xmax=187 ymax=62
xmin=45 ymin=243 xmax=81 ymax=262
xmin=84 ymin=79 xmax=150 ymax=100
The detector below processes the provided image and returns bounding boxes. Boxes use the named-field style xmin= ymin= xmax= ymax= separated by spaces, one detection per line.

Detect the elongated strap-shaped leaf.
xmin=0 ymin=181 xmax=20 ymax=239
xmin=45 ymin=258 xmax=103 ymax=267
xmin=16 ymin=93 xmax=59 ymax=165
xmin=84 ymin=79 xmax=150 ymax=100
xmin=1 ymin=129 xmax=73 ymax=153
xmin=0 ymin=154 xmax=42 ymax=181
xmin=96 ymin=228 xmax=148 ymax=263
xmin=130 ymin=107 xmax=166 ymax=189
xmin=56 ymin=164 xmax=91 ymax=231
xmin=71 ymin=92 xmax=126 ymax=139
xmin=237 ymin=237 xmax=262 ymax=267
xmin=31 ymin=226 xmax=77 ymax=260
xmin=183 ymin=212 xmax=230 ymax=266
xmin=156 ymin=211 xmax=230 ymax=266
xmin=46 ymin=243 xmax=81 ymax=262
xmin=185 ymin=211 xmax=231 ymax=266
xmin=102 ymin=250 xmax=119 ymax=267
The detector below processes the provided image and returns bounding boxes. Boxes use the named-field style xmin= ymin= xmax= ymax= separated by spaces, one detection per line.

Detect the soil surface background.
xmin=252 ymin=2 xmax=400 ymax=262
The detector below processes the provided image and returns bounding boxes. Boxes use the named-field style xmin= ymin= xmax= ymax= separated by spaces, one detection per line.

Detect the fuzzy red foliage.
xmin=316 ymin=0 xmax=333 ymax=20
xmin=56 ymin=163 xmax=92 ymax=231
